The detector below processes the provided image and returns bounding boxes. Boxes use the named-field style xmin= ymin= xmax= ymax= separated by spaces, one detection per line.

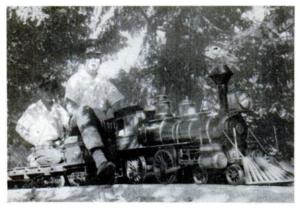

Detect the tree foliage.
xmin=109 ymin=6 xmax=294 ymax=156
xmin=107 ymin=7 xmax=253 ymax=109
xmin=7 ymin=6 xmax=128 ymax=166
xmin=228 ymin=7 xmax=294 ymax=121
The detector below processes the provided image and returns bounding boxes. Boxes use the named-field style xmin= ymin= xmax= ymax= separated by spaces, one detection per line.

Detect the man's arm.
xmin=105 ymin=99 xmax=124 ymax=120
xmin=65 ymin=98 xmax=79 ymax=116
xmin=105 ymin=81 xmax=125 ymax=119
xmin=65 ymin=72 xmax=83 ymax=109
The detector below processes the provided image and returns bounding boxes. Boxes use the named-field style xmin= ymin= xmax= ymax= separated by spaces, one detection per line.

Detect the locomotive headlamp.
xmin=237 ymin=91 xmax=252 ymax=110
xmin=227 ymin=91 xmax=252 ymax=111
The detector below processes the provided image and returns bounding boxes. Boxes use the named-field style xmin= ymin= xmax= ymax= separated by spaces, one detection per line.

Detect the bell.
xmin=179 ymin=96 xmax=196 ymax=116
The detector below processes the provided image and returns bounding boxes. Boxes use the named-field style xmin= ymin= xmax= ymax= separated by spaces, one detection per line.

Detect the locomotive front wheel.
xmin=153 ymin=149 xmax=177 ymax=184
xmin=251 ymin=149 xmax=264 ymax=157
xmin=193 ymin=167 xmax=208 ymax=184
xmin=56 ymin=175 xmax=66 ymax=187
xmin=125 ymin=156 xmax=147 ymax=184
xmin=225 ymin=164 xmax=244 ymax=185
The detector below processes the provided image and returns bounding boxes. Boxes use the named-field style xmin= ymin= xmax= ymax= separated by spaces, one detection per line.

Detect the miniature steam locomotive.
xmin=7 ymin=65 xmax=294 ymax=188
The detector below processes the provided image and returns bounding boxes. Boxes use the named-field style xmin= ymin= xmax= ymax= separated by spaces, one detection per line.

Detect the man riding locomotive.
xmin=16 ymin=79 xmax=69 ymax=167
xmin=65 ymin=46 xmax=124 ymax=184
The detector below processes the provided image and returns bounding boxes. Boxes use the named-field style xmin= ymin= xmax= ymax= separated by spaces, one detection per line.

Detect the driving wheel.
xmin=225 ymin=164 xmax=244 ymax=185
xmin=193 ymin=166 xmax=208 ymax=184
xmin=126 ymin=156 xmax=147 ymax=184
xmin=153 ymin=149 xmax=177 ymax=184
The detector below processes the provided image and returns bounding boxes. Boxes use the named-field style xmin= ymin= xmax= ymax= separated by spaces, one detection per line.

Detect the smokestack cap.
xmin=209 ymin=64 xmax=234 ymax=85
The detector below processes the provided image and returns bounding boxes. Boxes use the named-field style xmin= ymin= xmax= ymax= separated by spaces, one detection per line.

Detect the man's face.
xmin=39 ymin=89 xmax=54 ymax=105
xmin=85 ymin=57 xmax=101 ymax=77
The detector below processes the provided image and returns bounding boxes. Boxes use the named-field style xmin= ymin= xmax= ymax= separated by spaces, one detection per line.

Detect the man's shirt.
xmin=65 ymin=70 xmax=124 ymax=111
xmin=16 ymin=100 xmax=69 ymax=146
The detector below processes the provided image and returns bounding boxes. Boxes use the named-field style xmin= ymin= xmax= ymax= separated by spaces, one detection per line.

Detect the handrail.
xmin=248 ymin=129 xmax=267 ymax=154
xmin=222 ymin=130 xmax=244 ymax=157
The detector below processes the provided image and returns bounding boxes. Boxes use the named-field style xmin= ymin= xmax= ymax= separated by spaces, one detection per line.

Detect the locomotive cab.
xmin=113 ymin=105 xmax=146 ymax=150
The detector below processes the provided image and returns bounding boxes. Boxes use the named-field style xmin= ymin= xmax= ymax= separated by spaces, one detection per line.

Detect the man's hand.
xmin=93 ymin=109 xmax=107 ymax=124
xmin=105 ymin=108 xmax=115 ymax=120
xmin=105 ymin=99 xmax=123 ymax=120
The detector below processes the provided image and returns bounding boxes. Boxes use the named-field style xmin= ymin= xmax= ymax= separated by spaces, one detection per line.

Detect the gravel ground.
xmin=7 ymin=184 xmax=294 ymax=202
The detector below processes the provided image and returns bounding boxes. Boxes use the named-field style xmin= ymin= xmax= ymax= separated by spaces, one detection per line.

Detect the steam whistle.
xmin=154 ymin=95 xmax=172 ymax=119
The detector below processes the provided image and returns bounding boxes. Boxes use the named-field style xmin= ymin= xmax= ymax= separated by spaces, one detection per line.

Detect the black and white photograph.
xmin=5 ymin=2 xmax=295 ymax=203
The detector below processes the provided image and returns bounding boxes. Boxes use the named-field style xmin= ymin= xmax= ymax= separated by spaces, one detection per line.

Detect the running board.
xmin=242 ymin=157 xmax=294 ymax=185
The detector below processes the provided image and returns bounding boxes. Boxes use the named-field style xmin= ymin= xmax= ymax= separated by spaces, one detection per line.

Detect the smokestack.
xmin=208 ymin=64 xmax=233 ymax=112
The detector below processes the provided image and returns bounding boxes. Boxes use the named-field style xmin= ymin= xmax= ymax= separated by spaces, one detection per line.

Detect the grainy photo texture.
xmin=7 ymin=6 xmax=294 ymax=202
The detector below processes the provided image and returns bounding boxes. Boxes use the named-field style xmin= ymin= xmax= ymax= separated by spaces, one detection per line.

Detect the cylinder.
xmin=198 ymin=152 xmax=228 ymax=169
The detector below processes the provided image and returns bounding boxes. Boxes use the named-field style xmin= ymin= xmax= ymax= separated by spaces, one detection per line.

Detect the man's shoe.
xmin=97 ymin=161 xmax=116 ymax=185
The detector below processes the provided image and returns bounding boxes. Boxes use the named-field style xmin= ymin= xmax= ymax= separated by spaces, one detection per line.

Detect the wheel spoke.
xmin=153 ymin=150 xmax=177 ymax=184
xmin=126 ymin=157 xmax=147 ymax=184
xmin=193 ymin=167 xmax=208 ymax=184
xmin=226 ymin=165 xmax=244 ymax=185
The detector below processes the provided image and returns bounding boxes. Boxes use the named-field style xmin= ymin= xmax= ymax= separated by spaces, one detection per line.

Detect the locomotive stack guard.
xmin=8 ymin=64 xmax=294 ymax=188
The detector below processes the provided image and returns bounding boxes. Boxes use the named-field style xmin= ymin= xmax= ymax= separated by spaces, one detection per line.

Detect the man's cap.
xmin=38 ymin=79 xmax=60 ymax=94
xmin=82 ymin=45 xmax=102 ymax=59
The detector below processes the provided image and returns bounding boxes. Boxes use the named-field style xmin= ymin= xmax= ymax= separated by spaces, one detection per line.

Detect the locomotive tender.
xmin=8 ymin=64 xmax=293 ymax=188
